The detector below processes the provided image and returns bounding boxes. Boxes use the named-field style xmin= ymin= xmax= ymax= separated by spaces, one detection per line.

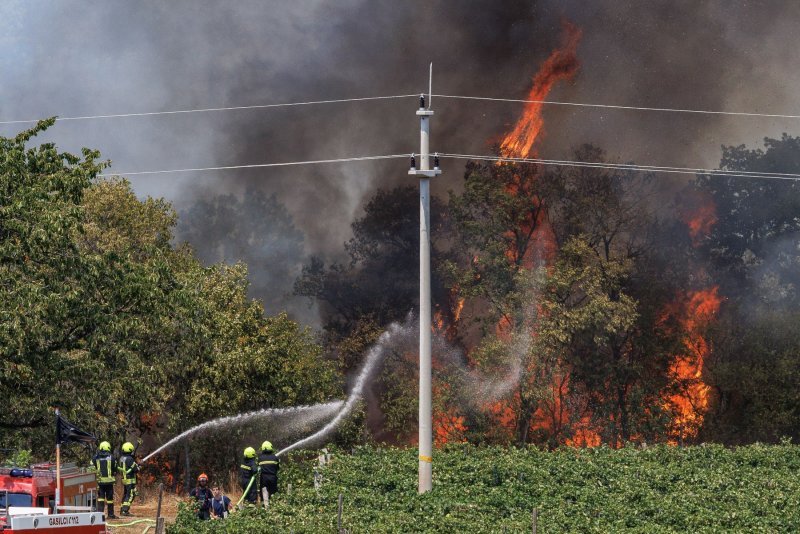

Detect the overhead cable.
xmin=433 ymin=94 xmax=800 ymax=120
xmin=4 ymin=91 xmax=800 ymax=125
xmin=98 ymin=154 xmax=408 ymax=177
xmin=0 ymin=94 xmax=419 ymax=125
xmin=99 ymin=151 xmax=800 ymax=182
xmin=439 ymin=153 xmax=800 ymax=182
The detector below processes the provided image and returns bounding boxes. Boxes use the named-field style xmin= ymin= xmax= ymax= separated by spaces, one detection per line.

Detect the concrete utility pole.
xmin=408 ymin=63 xmax=441 ymax=494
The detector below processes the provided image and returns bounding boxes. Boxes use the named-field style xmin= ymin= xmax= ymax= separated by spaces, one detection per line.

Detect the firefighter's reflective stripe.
xmin=258 ymin=460 xmax=278 ymax=465
xmin=122 ymin=485 xmax=137 ymax=506
xmin=119 ymin=455 xmax=139 ymax=484
xmin=122 ymin=465 xmax=137 ymax=484
xmin=240 ymin=464 xmax=255 ymax=470
xmin=95 ymin=456 xmax=115 ymax=483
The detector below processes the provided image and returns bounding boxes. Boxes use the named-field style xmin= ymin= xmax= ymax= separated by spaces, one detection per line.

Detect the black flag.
xmin=56 ymin=413 xmax=97 ymax=446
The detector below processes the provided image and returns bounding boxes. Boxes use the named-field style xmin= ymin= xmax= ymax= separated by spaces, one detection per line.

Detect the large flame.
xmin=667 ymin=195 xmax=722 ymax=441
xmin=499 ymin=21 xmax=582 ymax=159
xmin=491 ymin=21 xmax=592 ymax=447
xmin=435 ymin=21 xmax=586 ymax=447
xmin=668 ymin=286 xmax=722 ymax=440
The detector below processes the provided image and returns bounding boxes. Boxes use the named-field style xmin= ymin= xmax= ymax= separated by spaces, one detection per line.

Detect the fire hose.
xmin=236 ymin=472 xmax=259 ymax=507
xmin=106 ymin=517 xmax=156 ymax=529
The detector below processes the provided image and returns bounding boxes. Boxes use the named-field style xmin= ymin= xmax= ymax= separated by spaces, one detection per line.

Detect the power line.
xmin=0 ymin=94 xmax=419 ymax=125
xmin=434 ymin=94 xmax=800 ymax=120
xmin=439 ymin=153 xmax=800 ymax=181
xmin=98 ymin=154 xmax=409 ymax=177
xmin=98 ymin=151 xmax=800 ymax=182
xmin=5 ymin=91 xmax=800 ymax=125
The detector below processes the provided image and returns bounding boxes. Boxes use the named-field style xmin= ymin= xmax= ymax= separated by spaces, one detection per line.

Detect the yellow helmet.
xmin=243 ymin=447 xmax=256 ymax=459
xmin=261 ymin=441 xmax=273 ymax=452
xmin=122 ymin=442 xmax=135 ymax=454
xmin=98 ymin=441 xmax=111 ymax=452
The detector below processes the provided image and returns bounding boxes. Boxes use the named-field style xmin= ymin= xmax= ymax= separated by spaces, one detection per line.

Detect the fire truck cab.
xmin=0 ymin=463 xmax=104 ymax=533
xmin=0 ymin=463 xmax=97 ymax=512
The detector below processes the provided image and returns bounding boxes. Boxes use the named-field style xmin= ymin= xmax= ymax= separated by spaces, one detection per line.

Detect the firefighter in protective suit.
xmin=238 ymin=447 xmax=259 ymax=504
xmin=118 ymin=442 xmax=139 ymax=516
xmin=92 ymin=441 xmax=117 ymax=518
xmin=258 ymin=441 xmax=280 ymax=501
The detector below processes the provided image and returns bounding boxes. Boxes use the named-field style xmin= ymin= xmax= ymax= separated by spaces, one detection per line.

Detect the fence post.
xmin=155 ymin=483 xmax=163 ymax=521
xmin=337 ymin=493 xmax=343 ymax=533
xmin=531 ymin=508 xmax=538 ymax=534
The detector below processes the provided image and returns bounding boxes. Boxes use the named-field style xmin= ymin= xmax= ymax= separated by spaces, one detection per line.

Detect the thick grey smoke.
xmin=2 ymin=0 xmax=799 ymax=323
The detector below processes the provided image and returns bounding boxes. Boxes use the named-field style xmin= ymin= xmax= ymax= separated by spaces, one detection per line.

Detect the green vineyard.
xmin=170 ymin=443 xmax=800 ymax=532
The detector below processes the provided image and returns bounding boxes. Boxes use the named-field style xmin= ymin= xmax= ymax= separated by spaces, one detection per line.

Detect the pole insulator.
xmin=419 ymin=94 xmax=425 ymax=109
xmin=410 ymin=154 xmax=416 ymax=170
xmin=433 ymin=153 xmax=440 ymax=170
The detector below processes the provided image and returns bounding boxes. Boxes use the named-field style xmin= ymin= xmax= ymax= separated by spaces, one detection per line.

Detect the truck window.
xmin=0 ymin=492 xmax=33 ymax=507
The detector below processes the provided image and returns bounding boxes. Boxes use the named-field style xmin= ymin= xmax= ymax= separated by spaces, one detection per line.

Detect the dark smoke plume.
xmin=2 ymin=0 xmax=799 ymax=323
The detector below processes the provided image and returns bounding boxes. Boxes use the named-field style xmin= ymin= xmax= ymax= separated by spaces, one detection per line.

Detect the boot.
xmin=121 ymin=505 xmax=130 ymax=516
xmin=97 ymin=500 xmax=105 ymax=514
xmin=107 ymin=503 xmax=118 ymax=519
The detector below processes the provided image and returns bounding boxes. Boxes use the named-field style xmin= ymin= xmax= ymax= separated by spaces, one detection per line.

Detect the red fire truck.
xmin=0 ymin=463 xmax=106 ymax=533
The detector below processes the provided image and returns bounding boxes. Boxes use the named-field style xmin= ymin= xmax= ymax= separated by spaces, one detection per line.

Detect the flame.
xmin=433 ymin=409 xmax=468 ymax=446
xmin=499 ymin=21 xmax=582 ymax=159
xmin=433 ymin=308 xmax=445 ymax=331
xmin=481 ymin=21 xmax=592 ymax=447
xmin=453 ymin=298 xmax=465 ymax=323
xmin=668 ymin=286 xmax=722 ymax=440
xmin=681 ymin=200 xmax=717 ymax=245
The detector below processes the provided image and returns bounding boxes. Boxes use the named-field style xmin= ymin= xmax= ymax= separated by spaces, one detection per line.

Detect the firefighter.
xmin=118 ymin=442 xmax=139 ymax=516
xmin=258 ymin=440 xmax=280 ymax=501
xmin=92 ymin=441 xmax=117 ymax=519
xmin=238 ymin=447 xmax=259 ymax=504
xmin=189 ymin=473 xmax=213 ymax=520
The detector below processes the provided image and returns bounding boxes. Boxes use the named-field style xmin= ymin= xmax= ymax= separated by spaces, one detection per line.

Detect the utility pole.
xmin=408 ymin=63 xmax=441 ymax=494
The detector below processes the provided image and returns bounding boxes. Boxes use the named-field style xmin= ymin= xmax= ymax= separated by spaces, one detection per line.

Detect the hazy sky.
xmin=3 ymin=0 xmax=799 ymax=322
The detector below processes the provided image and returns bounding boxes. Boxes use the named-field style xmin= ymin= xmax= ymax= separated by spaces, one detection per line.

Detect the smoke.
xmin=3 ymin=1 xmax=800 ymax=324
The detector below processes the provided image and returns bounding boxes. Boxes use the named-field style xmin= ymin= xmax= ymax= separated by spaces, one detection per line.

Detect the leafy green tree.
xmin=696 ymin=134 xmax=800 ymax=309
xmin=703 ymin=311 xmax=800 ymax=444
xmin=443 ymin=160 xmax=549 ymax=329
xmin=537 ymin=146 xmax=680 ymax=445
xmin=1 ymin=119 xmax=108 ymax=444
xmin=1 ymin=124 xmax=342 ymax=479
xmin=694 ymin=135 xmax=800 ymax=443
xmin=445 ymin=147 xmax=680 ymax=446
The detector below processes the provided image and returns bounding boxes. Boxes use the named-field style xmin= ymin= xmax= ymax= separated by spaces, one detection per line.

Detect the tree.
xmin=443 ymin=160 xmax=550 ymax=330
xmin=295 ymin=184 xmax=449 ymax=343
xmin=1 ymin=119 xmax=108 ymax=443
xmin=1 ymin=124 xmax=341 ymax=474
xmin=295 ymin=185 xmax=451 ymax=442
xmin=444 ymin=146 xmax=681 ymax=446
xmin=696 ymin=134 xmax=800 ymax=309
xmin=703 ymin=311 xmax=800 ymax=444
xmin=693 ymin=134 xmax=800 ymax=443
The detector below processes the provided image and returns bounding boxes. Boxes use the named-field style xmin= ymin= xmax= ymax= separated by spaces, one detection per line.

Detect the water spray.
xmin=278 ymin=320 xmax=413 ymax=456
xmin=141 ymin=401 xmax=343 ymax=463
